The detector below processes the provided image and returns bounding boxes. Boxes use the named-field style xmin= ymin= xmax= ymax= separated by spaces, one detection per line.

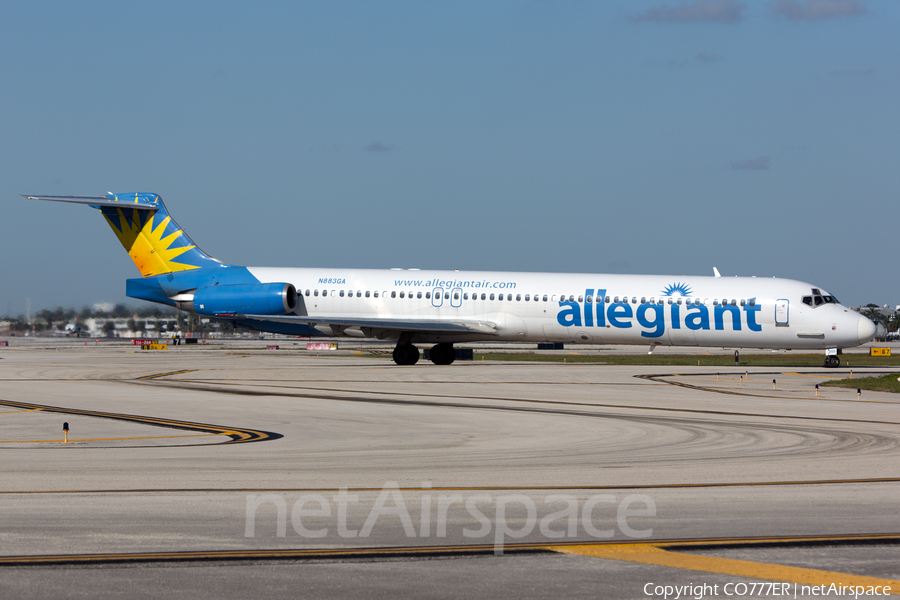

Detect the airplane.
xmin=23 ymin=193 xmax=877 ymax=366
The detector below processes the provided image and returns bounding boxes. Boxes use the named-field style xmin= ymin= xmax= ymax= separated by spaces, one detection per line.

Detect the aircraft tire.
xmin=824 ymin=355 xmax=840 ymax=368
xmin=429 ymin=343 xmax=455 ymax=365
xmin=392 ymin=344 xmax=419 ymax=365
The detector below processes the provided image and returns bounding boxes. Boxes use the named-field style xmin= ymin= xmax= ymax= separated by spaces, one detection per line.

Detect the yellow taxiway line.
xmin=556 ymin=544 xmax=899 ymax=594
xmin=0 ymin=398 xmax=280 ymax=445
xmin=0 ymin=433 xmax=225 ymax=444
xmin=0 ymin=533 xmax=897 ymax=592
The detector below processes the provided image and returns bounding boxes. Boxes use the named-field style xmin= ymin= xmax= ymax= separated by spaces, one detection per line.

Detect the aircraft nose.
xmin=857 ymin=315 xmax=877 ymax=345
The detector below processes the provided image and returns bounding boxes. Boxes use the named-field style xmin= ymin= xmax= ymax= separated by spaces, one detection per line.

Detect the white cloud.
xmin=772 ymin=0 xmax=866 ymax=21
xmin=632 ymin=0 xmax=746 ymax=23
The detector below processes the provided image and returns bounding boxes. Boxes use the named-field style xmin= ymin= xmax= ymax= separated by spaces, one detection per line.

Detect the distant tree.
xmin=37 ymin=309 xmax=54 ymax=330
xmin=861 ymin=305 xmax=882 ymax=323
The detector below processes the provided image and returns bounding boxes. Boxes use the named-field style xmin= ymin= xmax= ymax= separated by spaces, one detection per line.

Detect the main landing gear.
xmin=392 ymin=344 xmax=420 ymax=366
xmin=824 ymin=355 xmax=840 ymax=368
xmin=391 ymin=341 xmax=456 ymax=365
xmin=428 ymin=343 xmax=456 ymax=366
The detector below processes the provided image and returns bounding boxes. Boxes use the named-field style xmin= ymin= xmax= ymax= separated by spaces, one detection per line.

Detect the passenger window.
xmin=551 ymin=295 xmax=557 ymax=302
xmin=525 ymin=294 xmax=530 ymax=301
xmin=391 ymin=291 xmax=396 ymax=298
xmin=578 ymin=295 xmax=584 ymax=303
xmin=641 ymin=297 xmax=646 ymax=304
xmin=305 ymin=289 xmax=310 ymax=297
xmin=713 ymin=299 xmax=718 ymax=306
xmin=374 ymin=291 xmax=380 ymax=298
xmin=340 ymin=290 xmax=345 ymax=297
xmin=614 ymin=296 xmax=619 ymax=303
xmin=667 ymin=298 xmax=673 ymax=305
xmin=507 ymin=294 xmax=512 ymax=301
xmin=464 ymin=293 xmax=469 ymax=300
xmin=676 ymin=299 xmax=682 ymax=305
xmin=454 ymin=292 xmax=460 ymax=300
xmin=516 ymin=294 xmax=521 ymax=301
xmin=482 ymin=293 xmax=487 ymax=300
xmin=314 ymin=289 xmax=319 ymax=297
xmin=748 ymin=299 xmax=755 ymax=306
xmin=604 ymin=296 xmax=610 ymax=303
xmin=490 ymin=293 xmax=495 ymax=301
xmin=542 ymin=295 xmax=548 ymax=302
xmin=740 ymin=299 xmax=745 ymax=306
xmin=365 ymin=291 xmax=370 ymax=298
xmin=426 ymin=292 xmax=431 ymax=299
xmin=568 ymin=295 xmax=574 ymax=302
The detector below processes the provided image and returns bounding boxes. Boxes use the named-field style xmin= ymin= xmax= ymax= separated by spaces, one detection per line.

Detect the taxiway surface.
xmin=0 ymin=341 xmax=898 ymax=598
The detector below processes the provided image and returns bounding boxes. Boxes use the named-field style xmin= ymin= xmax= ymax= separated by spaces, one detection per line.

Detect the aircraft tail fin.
xmin=23 ymin=193 xmax=228 ymax=277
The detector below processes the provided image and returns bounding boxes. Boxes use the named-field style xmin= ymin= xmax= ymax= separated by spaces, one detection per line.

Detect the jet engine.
xmin=189 ymin=283 xmax=298 ymax=316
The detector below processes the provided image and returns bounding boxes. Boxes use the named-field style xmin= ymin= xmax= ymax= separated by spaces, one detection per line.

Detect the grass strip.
xmin=821 ymin=373 xmax=900 ymax=394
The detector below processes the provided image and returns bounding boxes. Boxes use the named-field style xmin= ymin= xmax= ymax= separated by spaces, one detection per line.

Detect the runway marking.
xmin=3 ymin=477 xmax=900 ymax=494
xmin=0 ymin=408 xmax=43 ymax=413
xmin=554 ymin=544 xmax=900 ymax=593
xmin=0 ymin=433 xmax=224 ymax=444
xmin=0 ymin=399 xmax=281 ymax=446
xmin=0 ymin=533 xmax=896 ymax=567
xmin=135 ymin=369 xmax=197 ymax=380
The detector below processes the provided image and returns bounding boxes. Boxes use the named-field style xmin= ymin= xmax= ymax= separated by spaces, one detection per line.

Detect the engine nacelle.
xmin=192 ymin=283 xmax=298 ymax=316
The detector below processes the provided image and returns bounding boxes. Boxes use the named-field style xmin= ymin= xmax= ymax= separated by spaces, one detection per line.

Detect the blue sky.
xmin=2 ymin=0 xmax=897 ymax=314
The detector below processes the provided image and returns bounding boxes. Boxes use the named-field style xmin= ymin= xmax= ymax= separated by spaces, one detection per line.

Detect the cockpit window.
xmin=802 ymin=296 xmax=813 ymax=307
xmin=824 ymin=295 xmax=838 ymax=304
xmin=814 ymin=296 xmax=824 ymax=306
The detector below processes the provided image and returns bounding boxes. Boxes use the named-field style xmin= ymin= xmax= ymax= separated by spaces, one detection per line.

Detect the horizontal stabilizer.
xmin=240 ymin=314 xmax=499 ymax=335
xmin=22 ymin=194 xmax=160 ymax=211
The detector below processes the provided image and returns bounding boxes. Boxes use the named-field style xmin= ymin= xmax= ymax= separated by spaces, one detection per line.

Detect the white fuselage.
xmin=247 ymin=267 xmax=872 ymax=349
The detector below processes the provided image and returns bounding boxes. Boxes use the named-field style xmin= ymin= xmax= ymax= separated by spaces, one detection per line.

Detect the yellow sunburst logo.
xmin=103 ymin=208 xmax=200 ymax=277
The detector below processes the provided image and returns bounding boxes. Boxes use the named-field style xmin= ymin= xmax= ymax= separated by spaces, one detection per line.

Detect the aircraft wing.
xmin=240 ymin=314 xmax=499 ymax=335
